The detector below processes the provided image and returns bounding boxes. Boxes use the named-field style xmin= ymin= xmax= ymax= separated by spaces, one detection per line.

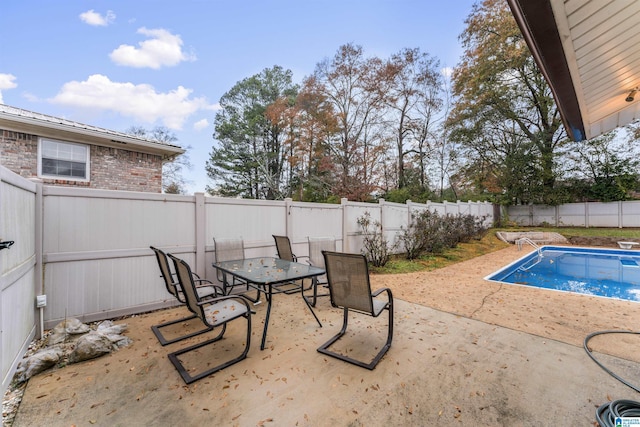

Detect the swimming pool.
xmin=485 ymin=246 xmax=640 ymax=302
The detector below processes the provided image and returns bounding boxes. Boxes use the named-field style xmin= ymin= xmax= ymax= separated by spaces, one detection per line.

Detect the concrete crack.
xmin=470 ymin=283 xmax=503 ymax=318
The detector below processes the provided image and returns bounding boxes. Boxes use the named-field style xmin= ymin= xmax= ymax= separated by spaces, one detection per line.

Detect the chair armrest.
xmin=171 ymin=271 xmax=202 ymax=280
xmin=196 ymin=294 xmax=253 ymax=311
xmin=205 ymin=284 xmax=225 ymax=297
xmin=372 ymin=287 xmax=393 ymax=300
xmin=194 ymin=279 xmax=221 ymax=296
xmin=181 ymin=283 xmax=225 ymax=298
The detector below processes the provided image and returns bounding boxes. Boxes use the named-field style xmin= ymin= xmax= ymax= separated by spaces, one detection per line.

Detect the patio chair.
xmin=273 ymin=234 xmax=298 ymax=262
xmin=167 ymin=253 xmax=252 ymax=384
xmin=318 ymin=251 xmax=393 ymax=370
xmin=304 ymin=237 xmax=336 ymax=307
xmin=213 ymin=237 xmax=260 ymax=302
xmin=149 ymin=246 xmax=219 ymax=346
xmin=272 ymin=235 xmax=307 ymax=294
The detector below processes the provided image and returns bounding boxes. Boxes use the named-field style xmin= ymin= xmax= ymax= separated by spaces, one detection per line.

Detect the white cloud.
xmin=110 ymin=27 xmax=196 ymax=69
xmin=0 ymin=73 xmax=17 ymax=103
xmin=23 ymin=92 xmax=39 ymax=102
xmin=193 ymin=118 xmax=209 ymax=131
xmin=49 ymin=74 xmax=218 ymax=130
xmin=79 ymin=9 xmax=115 ymax=27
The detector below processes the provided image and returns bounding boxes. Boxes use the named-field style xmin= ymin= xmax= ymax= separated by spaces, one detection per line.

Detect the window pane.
xmin=41 ymin=141 xmax=58 ymax=158
xmin=40 ymin=140 xmax=88 ymax=179
xmin=42 ymin=158 xmax=57 ymax=175
xmin=57 ymin=145 xmax=73 ymax=161
xmin=56 ymin=160 xmax=72 ymax=176
xmin=71 ymin=145 xmax=87 ymax=162
xmin=70 ymin=161 xmax=86 ymax=177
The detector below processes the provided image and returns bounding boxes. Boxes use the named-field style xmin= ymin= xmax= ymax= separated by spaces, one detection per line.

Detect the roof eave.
xmin=0 ymin=112 xmax=185 ymax=158
xmin=507 ymin=0 xmax=587 ymax=141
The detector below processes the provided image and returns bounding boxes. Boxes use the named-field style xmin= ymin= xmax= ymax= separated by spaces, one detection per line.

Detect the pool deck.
xmin=10 ymin=245 xmax=640 ymax=426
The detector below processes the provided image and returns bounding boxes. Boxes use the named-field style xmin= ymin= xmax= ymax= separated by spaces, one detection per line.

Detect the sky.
xmin=0 ymin=0 xmax=477 ymax=194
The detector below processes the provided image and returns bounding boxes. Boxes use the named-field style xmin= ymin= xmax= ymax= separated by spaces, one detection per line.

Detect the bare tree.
xmin=382 ymin=48 xmax=443 ymax=190
xmin=125 ymin=126 xmax=192 ymax=194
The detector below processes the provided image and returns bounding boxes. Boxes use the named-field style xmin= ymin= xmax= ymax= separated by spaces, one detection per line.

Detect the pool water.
xmin=485 ymin=246 xmax=640 ymax=302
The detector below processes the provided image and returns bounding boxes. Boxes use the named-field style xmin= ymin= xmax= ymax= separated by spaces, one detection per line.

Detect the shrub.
xmin=399 ymin=219 xmax=424 ymax=260
xmin=399 ymin=211 xmax=489 ymax=259
xmin=357 ymin=212 xmax=397 ymax=267
xmin=399 ymin=210 xmax=442 ymax=259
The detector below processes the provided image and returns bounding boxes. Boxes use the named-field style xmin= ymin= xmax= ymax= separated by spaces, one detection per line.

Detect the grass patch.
xmin=526 ymin=227 xmax=640 ymax=239
xmin=370 ymin=229 xmax=509 ymax=275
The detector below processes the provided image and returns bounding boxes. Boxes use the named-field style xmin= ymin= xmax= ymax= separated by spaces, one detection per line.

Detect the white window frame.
xmin=38 ymin=138 xmax=90 ymax=182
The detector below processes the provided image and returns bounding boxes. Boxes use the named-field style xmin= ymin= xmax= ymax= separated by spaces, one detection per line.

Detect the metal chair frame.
xmin=318 ymin=251 xmax=393 ymax=370
xmin=213 ymin=237 xmax=260 ymax=302
xmin=149 ymin=246 xmax=218 ymax=346
xmin=304 ymin=237 xmax=335 ymax=307
xmin=167 ymin=254 xmax=252 ymax=384
xmin=272 ymin=235 xmax=308 ymax=294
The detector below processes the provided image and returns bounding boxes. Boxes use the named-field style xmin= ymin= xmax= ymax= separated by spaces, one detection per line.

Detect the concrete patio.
xmin=10 ymin=247 xmax=640 ymax=426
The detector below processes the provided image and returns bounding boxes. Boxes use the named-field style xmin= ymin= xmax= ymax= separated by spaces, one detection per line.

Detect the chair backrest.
xmin=168 ymin=254 xmax=204 ymax=321
xmin=308 ymin=237 xmax=336 ymax=268
xmin=150 ymin=246 xmax=180 ymax=299
xmin=213 ymin=238 xmax=245 ymax=262
xmin=273 ymin=235 xmax=295 ymax=261
xmin=213 ymin=238 xmax=245 ymax=280
xmin=322 ymin=251 xmax=374 ymax=314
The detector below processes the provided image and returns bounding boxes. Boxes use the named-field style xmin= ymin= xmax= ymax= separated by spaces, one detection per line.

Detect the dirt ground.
xmin=8 ymin=242 xmax=640 ymax=426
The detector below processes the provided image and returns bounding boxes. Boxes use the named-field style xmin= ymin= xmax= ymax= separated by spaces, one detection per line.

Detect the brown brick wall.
xmin=0 ymin=129 xmax=163 ymax=192
xmin=1 ymin=130 xmax=38 ymax=177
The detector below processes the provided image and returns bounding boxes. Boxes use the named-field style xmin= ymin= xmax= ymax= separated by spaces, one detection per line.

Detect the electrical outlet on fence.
xmin=36 ymin=294 xmax=47 ymax=308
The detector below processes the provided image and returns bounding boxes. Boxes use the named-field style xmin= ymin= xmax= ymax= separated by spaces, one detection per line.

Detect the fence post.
xmin=585 ymin=202 xmax=589 ymax=228
xmin=194 ymin=192 xmax=206 ymax=278
xmin=619 ymin=201 xmax=623 ymax=228
xmin=379 ymin=198 xmax=385 ymax=238
xmin=35 ymin=182 xmax=44 ymax=338
xmin=528 ymin=204 xmax=534 ymax=226
xmin=407 ymin=199 xmax=412 ymax=225
xmin=285 ymin=198 xmax=292 ymax=238
xmin=341 ymin=198 xmax=349 ymax=252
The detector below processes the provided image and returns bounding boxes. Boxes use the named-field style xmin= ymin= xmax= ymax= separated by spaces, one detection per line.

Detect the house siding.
xmin=1 ymin=129 xmax=163 ymax=192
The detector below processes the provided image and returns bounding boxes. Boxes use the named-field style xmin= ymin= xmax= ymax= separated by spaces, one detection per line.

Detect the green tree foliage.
xmin=204 ymin=25 xmax=640 ymax=204
xmin=448 ymin=0 xmax=567 ymax=205
xmin=206 ymin=66 xmax=299 ymax=199
xmin=206 ymin=45 xmax=451 ymax=203
xmin=563 ymin=130 xmax=640 ymax=201
xmin=125 ymin=126 xmax=191 ymax=194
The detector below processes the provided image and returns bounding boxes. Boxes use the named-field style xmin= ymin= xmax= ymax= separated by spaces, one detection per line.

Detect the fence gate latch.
xmin=0 ymin=241 xmax=14 ymax=250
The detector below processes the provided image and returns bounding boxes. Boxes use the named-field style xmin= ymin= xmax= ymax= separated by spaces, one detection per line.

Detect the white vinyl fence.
xmin=1 ymin=166 xmax=38 ymax=397
xmin=41 ymin=191 xmax=492 ymax=329
xmin=507 ymin=201 xmax=640 ymax=228
xmin=1 ymin=174 xmax=493 ymax=396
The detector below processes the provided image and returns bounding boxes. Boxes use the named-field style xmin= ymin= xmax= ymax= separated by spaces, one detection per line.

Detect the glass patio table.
xmin=213 ymin=257 xmax=324 ymax=350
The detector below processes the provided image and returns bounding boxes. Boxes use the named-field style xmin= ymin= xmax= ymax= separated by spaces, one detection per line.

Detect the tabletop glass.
xmin=213 ymin=257 xmax=324 ymax=285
